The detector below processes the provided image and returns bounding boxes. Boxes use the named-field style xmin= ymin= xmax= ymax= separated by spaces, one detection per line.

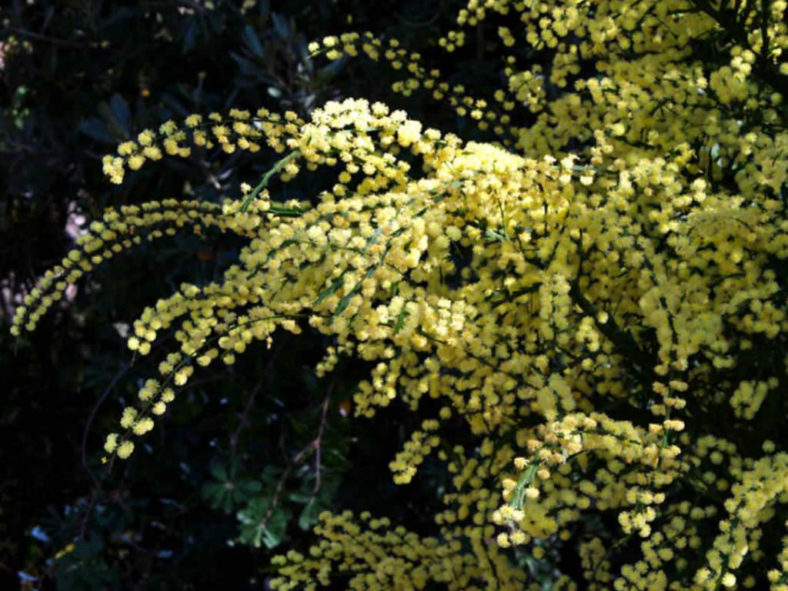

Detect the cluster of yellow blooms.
xmin=12 ymin=0 xmax=788 ymax=588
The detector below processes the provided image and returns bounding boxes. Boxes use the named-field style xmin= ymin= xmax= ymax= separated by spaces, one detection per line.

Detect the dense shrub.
xmin=6 ymin=0 xmax=788 ymax=589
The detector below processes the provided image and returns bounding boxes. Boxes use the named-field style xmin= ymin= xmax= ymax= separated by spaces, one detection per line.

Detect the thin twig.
xmin=229 ymin=381 xmax=265 ymax=463
xmin=229 ymin=343 xmax=283 ymax=463
xmin=257 ymin=378 xmax=334 ymax=530
xmin=81 ymin=362 xmax=132 ymax=485
xmin=310 ymin=381 xmax=333 ymax=494
xmin=78 ymin=361 xmax=132 ymax=539
xmin=5 ymin=26 xmax=99 ymax=48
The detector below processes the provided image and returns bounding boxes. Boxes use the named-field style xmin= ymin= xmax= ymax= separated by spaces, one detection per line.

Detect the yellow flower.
xmin=116 ymin=440 xmax=135 ymax=459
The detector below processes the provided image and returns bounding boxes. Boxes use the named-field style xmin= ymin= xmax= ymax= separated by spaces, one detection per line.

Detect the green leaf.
xmin=315 ymin=56 xmax=347 ymax=85
xmin=182 ymin=20 xmax=198 ymax=53
xmin=298 ymin=498 xmax=320 ymax=530
xmin=393 ymin=308 xmax=409 ymax=333
xmin=201 ymin=482 xmax=228 ymax=509
xmin=363 ymin=227 xmax=382 ymax=252
xmin=314 ymin=275 xmax=345 ymax=305
xmin=109 ymin=94 xmax=131 ymax=136
xmin=237 ymin=497 xmax=291 ymax=548
xmin=78 ymin=118 xmax=115 ymax=144
xmin=237 ymin=479 xmax=263 ymax=495
xmin=334 ymin=282 xmax=362 ymax=316
xmin=268 ymin=204 xmax=309 ymax=216
xmin=484 ymin=229 xmax=508 ymax=242
xmin=288 ymin=492 xmax=313 ymax=503
xmin=222 ymin=493 xmax=234 ymax=514
xmin=271 ymin=13 xmax=291 ymax=39
xmin=510 ymin=461 xmax=540 ymax=511
xmin=261 ymin=465 xmax=283 ymax=484
xmin=210 ymin=462 xmax=228 ymax=481
xmin=242 ymin=25 xmax=265 ymax=57
xmin=239 ymin=150 xmax=300 ymax=213
xmin=334 ymin=264 xmax=377 ymax=317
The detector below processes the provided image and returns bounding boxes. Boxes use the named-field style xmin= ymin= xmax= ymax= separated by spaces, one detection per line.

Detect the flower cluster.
xmin=13 ymin=0 xmax=788 ymax=588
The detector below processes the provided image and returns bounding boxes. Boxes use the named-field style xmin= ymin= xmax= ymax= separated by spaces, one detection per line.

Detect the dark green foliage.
xmin=0 ymin=0 xmax=502 ymax=588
